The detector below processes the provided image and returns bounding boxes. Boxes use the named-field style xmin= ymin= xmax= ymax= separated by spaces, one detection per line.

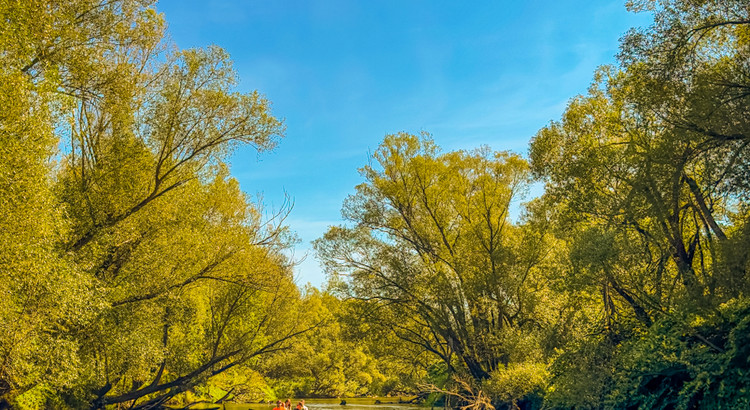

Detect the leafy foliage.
xmin=482 ymin=362 xmax=548 ymax=410
xmin=3 ymin=0 xmax=750 ymax=409
xmin=317 ymin=133 xmax=543 ymax=379
xmin=532 ymin=1 xmax=750 ymax=408
xmin=608 ymin=299 xmax=750 ymax=409
xmin=0 ymin=1 xmax=307 ymax=408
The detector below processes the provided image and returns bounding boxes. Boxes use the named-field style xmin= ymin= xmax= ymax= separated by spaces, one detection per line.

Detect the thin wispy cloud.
xmin=159 ymin=0 xmax=652 ymax=287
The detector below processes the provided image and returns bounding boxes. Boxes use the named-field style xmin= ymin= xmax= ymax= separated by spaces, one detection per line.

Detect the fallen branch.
xmin=420 ymin=376 xmax=495 ymax=410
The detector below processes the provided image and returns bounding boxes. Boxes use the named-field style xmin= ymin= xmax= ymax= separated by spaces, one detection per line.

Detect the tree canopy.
xmin=2 ymin=0 xmax=750 ymax=409
xmin=316 ymin=133 xmax=558 ymax=382
xmin=0 ymin=1 xmax=309 ymax=408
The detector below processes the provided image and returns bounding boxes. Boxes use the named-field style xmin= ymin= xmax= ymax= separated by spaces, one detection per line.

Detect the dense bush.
xmin=483 ymin=362 xmax=548 ymax=410
xmin=607 ymin=299 xmax=750 ymax=409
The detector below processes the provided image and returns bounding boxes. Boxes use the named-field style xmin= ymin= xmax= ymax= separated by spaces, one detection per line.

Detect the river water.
xmin=225 ymin=397 xmax=423 ymax=410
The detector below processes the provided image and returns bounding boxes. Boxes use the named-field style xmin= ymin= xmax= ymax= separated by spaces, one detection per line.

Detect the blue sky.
xmin=156 ymin=0 xmax=652 ymax=287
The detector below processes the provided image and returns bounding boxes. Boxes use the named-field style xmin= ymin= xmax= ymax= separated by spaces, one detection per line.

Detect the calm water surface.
xmin=225 ymin=397 xmax=422 ymax=410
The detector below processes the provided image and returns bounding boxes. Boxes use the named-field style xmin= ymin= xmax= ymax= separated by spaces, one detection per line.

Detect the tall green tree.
xmin=54 ymin=40 xmax=296 ymax=410
xmin=316 ymin=133 xmax=549 ymax=382
xmin=530 ymin=69 xmax=703 ymax=318
xmin=620 ymin=0 xmax=750 ymax=297
xmin=530 ymin=0 xmax=750 ymax=317
xmin=0 ymin=0 xmax=163 ymax=405
xmin=531 ymin=1 xmax=750 ymax=407
xmin=1 ymin=1 xmax=305 ymax=408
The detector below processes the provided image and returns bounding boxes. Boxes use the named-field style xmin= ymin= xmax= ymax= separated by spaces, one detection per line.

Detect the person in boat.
xmin=285 ymin=398 xmax=293 ymax=410
xmin=300 ymin=400 xmax=309 ymax=410
xmin=273 ymin=401 xmax=285 ymax=410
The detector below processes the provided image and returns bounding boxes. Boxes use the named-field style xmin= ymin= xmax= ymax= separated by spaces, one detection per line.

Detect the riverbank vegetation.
xmin=1 ymin=0 xmax=749 ymax=409
xmin=318 ymin=0 xmax=750 ymax=408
